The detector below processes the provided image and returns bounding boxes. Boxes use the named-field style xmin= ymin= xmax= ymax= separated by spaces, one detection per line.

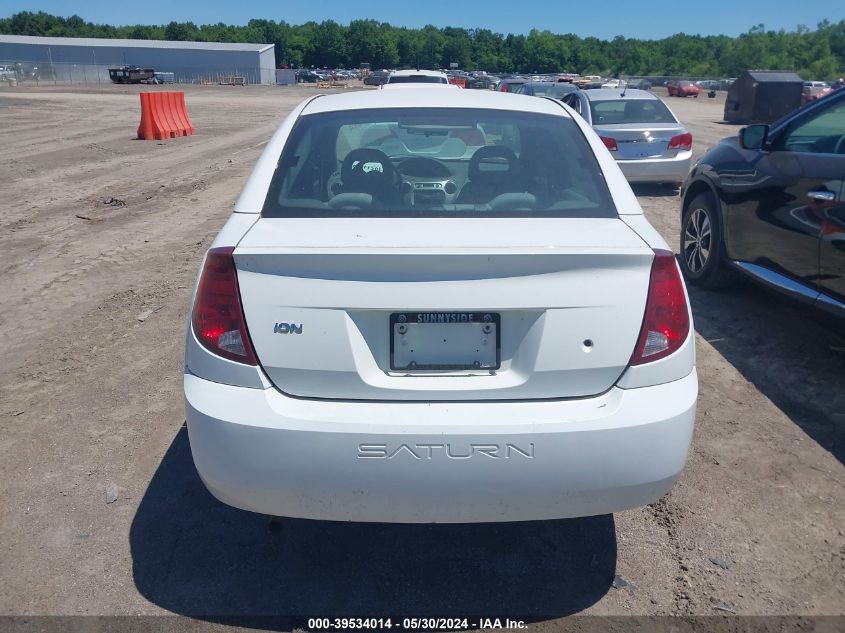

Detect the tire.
xmin=679 ymin=192 xmax=734 ymax=288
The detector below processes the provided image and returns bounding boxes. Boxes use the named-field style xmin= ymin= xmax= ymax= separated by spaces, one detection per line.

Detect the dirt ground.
xmin=0 ymin=83 xmax=843 ymax=626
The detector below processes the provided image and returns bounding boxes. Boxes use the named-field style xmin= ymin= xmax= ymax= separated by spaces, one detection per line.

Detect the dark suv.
xmin=516 ymin=81 xmax=578 ymax=99
xmin=363 ymin=70 xmax=391 ymax=86
xmin=296 ymin=70 xmax=321 ymax=83
xmin=679 ymin=89 xmax=845 ymax=323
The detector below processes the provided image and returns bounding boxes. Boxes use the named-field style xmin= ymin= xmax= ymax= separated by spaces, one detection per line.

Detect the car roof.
xmin=581 ymin=88 xmax=656 ymax=101
xmin=390 ymin=69 xmax=447 ymax=77
xmin=524 ymin=82 xmax=577 ymax=90
xmin=380 ymin=83 xmax=458 ymax=90
xmin=301 ymin=88 xmax=572 ymax=116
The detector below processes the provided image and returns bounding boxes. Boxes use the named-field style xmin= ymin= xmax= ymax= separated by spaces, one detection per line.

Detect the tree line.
xmin=2 ymin=11 xmax=844 ymax=79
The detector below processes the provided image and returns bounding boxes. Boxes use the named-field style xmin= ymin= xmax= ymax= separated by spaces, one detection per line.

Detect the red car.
xmin=667 ymin=80 xmax=700 ymax=97
xmin=801 ymin=85 xmax=833 ymax=106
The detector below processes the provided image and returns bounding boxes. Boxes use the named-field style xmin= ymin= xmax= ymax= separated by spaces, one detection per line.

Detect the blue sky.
xmin=1 ymin=0 xmax=842 ymax=39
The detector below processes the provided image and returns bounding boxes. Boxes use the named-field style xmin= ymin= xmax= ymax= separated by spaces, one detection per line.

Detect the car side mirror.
xmin=740 ymin=124 xmax=769 ymax=150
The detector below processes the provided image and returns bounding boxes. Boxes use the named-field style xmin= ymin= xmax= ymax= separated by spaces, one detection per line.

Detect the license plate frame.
xmin=389 ymin=312 xmax=501 ymax=371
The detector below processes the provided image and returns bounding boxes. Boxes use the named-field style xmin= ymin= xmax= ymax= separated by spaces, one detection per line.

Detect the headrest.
xmin=468 ymin=145 xmax=519 ymax=184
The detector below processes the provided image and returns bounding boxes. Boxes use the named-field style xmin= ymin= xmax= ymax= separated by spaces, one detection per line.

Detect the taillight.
xmin=500 ymin=84 xmax=508 ymax=92
xmin=600 ymin=136 xmax=618 ymax=151
xmin=630 ymin=250 xmax=690 ymax=365
xmin=668 ymin=132 xmax=692 ymax=151
xmin=191 ymin=247 xmax=258 ymax=365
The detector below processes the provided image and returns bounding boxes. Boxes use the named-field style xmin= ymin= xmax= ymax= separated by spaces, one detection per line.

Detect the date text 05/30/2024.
xmin=306 ymin=618 xmax=527 ymax=630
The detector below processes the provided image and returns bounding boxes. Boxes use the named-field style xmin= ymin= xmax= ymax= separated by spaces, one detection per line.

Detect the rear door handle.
xmin=807 ymin=190 xmax=836 ymax=202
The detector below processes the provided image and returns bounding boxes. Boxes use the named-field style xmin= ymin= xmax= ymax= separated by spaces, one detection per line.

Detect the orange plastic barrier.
xmin=137 ymin=91 xmax=195 ymax=140
xmin=448 ymin=77 xmax=467 ymax=88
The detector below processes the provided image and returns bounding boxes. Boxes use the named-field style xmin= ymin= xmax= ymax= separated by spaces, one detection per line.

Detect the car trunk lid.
xmin=234 ymin=217 xmax=654 ymax=401
xmin=594 ymin=123 xmax=686 ymax=159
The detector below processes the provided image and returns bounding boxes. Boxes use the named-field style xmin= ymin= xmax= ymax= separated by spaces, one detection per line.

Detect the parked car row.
xmin=296 ymin=68 xmax=361 ymax=83
xmin=354 ymin=69 xmax=746 ymax=95
xmin=694 ymin=78 xmax=736 ymax=91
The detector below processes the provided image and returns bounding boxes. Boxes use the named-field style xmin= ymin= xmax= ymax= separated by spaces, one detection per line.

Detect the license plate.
xmin=390 ymin=312 xmax=500 ymax=371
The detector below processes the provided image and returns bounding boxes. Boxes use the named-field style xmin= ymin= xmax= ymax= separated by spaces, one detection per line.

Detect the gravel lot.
xmin=0 ymin=83 xmax=843 ymax=625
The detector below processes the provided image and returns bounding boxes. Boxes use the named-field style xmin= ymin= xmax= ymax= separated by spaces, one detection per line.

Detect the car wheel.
xmin=679 ymin=192 xmax=733 ymax=288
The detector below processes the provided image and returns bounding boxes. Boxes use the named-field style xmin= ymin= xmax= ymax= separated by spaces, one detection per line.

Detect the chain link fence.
xmin=0 ymin=60 xmax=283 ymax=85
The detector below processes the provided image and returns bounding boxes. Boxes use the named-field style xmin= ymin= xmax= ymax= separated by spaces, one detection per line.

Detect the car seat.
xmin=455 ymin=146 xmax=521 ymax=204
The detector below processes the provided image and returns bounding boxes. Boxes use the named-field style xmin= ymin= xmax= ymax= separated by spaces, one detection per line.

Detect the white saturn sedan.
xmin=184 ymin=88 xmax=697 ymax=523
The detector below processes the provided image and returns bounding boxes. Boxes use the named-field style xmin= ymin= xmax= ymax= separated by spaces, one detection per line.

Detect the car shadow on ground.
xmin=130 ymin=427 xmax=617 ymax=624
xmin=689 ymin=279 xmax=845 ymax=465
xmin=630 ymin=184 xmax=680 ymax=198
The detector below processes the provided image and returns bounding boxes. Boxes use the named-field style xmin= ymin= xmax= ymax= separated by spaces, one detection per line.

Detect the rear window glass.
xmin=261 ymin=107 xmax=616 ymax=218
xmin=548 ymin=85 xmax=578 ymax=98
xmin=589 ymin=99 xmax=677 ymax=124
xmin=520 ymin=83 xmax=577 ymax=98
xmin=388 ymin=75 xmax=447 ymax=84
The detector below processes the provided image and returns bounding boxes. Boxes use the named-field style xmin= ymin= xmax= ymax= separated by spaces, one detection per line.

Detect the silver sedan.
xmin=562 ymin=89 xmax=692 ymax=186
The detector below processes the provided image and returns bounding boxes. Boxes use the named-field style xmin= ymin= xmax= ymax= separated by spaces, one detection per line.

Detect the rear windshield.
xmin=521 ymin=83 xmax=578 ymax=98
xmin=262 ymin=107 xmax=616 ymax=218
xmin=388 ymin=75 xmax=448 ymax=84
xmin=589 ymin=99 xmax=677 ymax=124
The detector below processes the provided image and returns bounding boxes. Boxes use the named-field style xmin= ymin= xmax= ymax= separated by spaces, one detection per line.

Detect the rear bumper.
xmin=617 ymin=151 xmax=692 ymax=184
xmin=184 ymin=369 xmax=697 ymax=523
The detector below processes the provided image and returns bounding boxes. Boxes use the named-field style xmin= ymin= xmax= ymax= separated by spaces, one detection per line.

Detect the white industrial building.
xmin=0 ymin=34 xmax=276 ymax=84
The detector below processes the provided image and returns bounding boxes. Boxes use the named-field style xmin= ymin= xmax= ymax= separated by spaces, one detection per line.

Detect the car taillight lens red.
xmin=668 ymin=132 xmax=693 ymax=151
xmin=600 ymin=136 xmax=618 ymax=151
xmin=630 ymin=250 xmax=690 ymax=365
xmin=191 ymin=247 xmax=258 ymax=365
